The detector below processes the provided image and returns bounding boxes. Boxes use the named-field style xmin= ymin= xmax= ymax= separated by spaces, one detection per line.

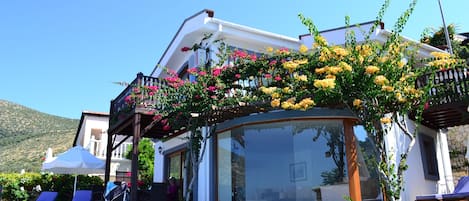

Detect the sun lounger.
xmin=416 ymin=176 xmax=469 ymax=201
xmin=72 ymin=190 xmax=93 ymax=201
xmin=35 ymin=191 xmax=58 ymax=201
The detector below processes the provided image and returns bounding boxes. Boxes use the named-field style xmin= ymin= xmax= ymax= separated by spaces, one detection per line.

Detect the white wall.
xmin=383 ymin=116 xmax=452 ymax=201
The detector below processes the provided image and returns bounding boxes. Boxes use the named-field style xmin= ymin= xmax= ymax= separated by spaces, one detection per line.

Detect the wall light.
xmin=158 ymin=146 xmax=163 ymax=154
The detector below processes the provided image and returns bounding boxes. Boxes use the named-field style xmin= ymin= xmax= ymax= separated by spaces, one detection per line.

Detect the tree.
xmin=125 ymin=138 xmax=154 ymax=189
xmin=421 ymin=24 xmax=469 ymax=62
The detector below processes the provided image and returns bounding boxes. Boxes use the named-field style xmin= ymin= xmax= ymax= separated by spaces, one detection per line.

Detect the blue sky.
xmin=1 ymin=1 xmax=468 ymax=119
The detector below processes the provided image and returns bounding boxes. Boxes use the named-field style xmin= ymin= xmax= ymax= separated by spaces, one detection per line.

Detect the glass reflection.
xmin=218 ymin=120 xmax=357 ymax=201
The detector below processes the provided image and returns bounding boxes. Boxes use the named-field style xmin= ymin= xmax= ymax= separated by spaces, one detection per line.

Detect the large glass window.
xmin=217 ymin=120 xmax=351 ymax=201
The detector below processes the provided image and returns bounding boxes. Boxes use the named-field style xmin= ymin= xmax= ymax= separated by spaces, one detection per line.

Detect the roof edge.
xmin=151 ymin=9 xmax=214 ymax=76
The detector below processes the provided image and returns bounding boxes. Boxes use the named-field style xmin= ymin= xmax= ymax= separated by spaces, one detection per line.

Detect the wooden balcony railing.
xmin=416 ymin=67 xmax=469 ymax=129
xmin=109 ymin=73 xmax=165 ymax=129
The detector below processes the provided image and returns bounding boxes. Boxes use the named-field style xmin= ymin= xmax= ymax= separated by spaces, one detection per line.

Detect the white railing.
xmin=88 ymin=136 xmax=132 ymax=160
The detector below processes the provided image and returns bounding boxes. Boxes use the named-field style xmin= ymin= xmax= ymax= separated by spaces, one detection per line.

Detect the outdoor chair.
xmin=35 ymin=191 xmax=58 ymax=201
xmin=72 ymin=190 xmax=93 ymax=201
xmin=416 ymin=176 xmax=469 ymax=201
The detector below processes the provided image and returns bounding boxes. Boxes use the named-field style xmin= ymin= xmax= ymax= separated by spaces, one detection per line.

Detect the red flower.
xmin=181 ymin=47 xmax=191 ymax=52
xmin=269 ymin=60 xmax=277 ymax=66
xmin=148 ymin=86 xmax=159 ymax=92
xmin=235 ymin=74 xmax=241 ymax=79
xmin=274 ymin=75 xmax=282 ymax=81
xmin=264 ymin=74 xmax=272 ymax=79
xmin=199 ymin=71 xmax=207 ymax=76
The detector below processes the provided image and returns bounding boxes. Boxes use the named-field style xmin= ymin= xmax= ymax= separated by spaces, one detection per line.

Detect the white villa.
xmin=73 ymin=111 xmax=132 ymax=181
xmin=106 ymin=10 xmax=469 ymax=201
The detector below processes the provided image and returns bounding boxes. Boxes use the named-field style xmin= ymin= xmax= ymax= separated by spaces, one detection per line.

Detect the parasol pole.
xmin=74 ymin=175 xmax=77 ymax=196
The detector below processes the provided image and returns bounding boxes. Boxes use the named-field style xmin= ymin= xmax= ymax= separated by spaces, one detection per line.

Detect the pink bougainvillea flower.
xmin=181 ymin=47 xmax=191 ymax=52
xmin=212 ymin=68 xmax=222 ymax=77
xmin=124 ymin=95 xmax=133 ymax=104
xmin=160 ymin=119 xmax=168 ymax=125
xmin=149 ymin=92 xmax=155 ymax=96
xmin=424 ymin=102 xmax=430 ymax=110
xmin=148 ymin=86 xmax=159 ymax=92
xmin=235 ymin=74 xmax=241 ymax=79
xmin=187 ymin=67 xmax=198 ymax=74
xmin=199 ymin=71 xmax=207 ymax=76
xmin=163 ymin=124 xmax=171 ymax=131
xmin=153 ymin=114 xmax=162 ymax=121
xmin=132 ymin=87 xmax=140 ymax=93
xmin=207 ymin=86 xmax=217 ymax=92
xmin=232 ymin=50 xmax=248 ymax=59
xmin=269 ymin=60 xmax=278 ymax=66
xmin=264 ymin=74 xmax=272 ymax=79
xmin=249 ymin=54 xmax=257 ymax=62
xmin=274 ymin=75 xmax=282 ymax=81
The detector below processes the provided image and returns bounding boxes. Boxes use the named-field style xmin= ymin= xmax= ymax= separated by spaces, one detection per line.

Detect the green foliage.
xmin=0 ymin=100 xmax=79 ymax=173
xmin=125 ymin=138 xmax=154 ymax=189
xmin=0 ymin=172 xmax=103 ymax=201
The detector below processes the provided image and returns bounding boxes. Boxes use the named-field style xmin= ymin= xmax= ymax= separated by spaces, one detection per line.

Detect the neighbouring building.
xmin=106 ymin=10 xmax=469 ymax=201
xmin=74 ymin=111 xmax=132 ymax=182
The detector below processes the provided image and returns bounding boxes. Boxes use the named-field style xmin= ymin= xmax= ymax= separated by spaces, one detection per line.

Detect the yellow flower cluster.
xmin=299 ymin=44 xmax=309 ymax=54
xmin=395 ymin=92 xmax=406 ymax=103
xmin=353 ymin=99 xmax=362 ymax=108
xmin=314 ymin=35 xmax=328 ymax=47
xmin=279 ymin=97 xmax=315 ymax=110
xmin=283 ymin=59 xmax=308 ymax=72
xmin=260 ymin=86 xmax=277 ymax=95
xmin=374 ymin=75 xmax=389 ymax=86
xmin=338 ymin=62 xmax=352 ymax=72
xmin=365 ymin=66 xmax=380 ymax=74
xmin=331 ymin=46 xmax=349 ymax=59
xmin=266 ymin=46 xmax=274 ymax=53
xmin=381 ymin=85 xmax=394 ymax=92
xmin=294 ymin=74 xmax=308 ymax=82
xmin=314 ymin=78 xmax=336 ymax=90
xmin=428 ymin=58 xmax=458 ymax=69
xmin=283 ymin=87 xmax=292 ymax=94
xmin=319 ymin=48 xmax=331 ymax=62
xmin=356 ymin=44 xmax=373 ymax=58
xmin=430 ymin=52 xmax=451 ymax=59
xmin=380 ymin=117 xmax=392 ymax=124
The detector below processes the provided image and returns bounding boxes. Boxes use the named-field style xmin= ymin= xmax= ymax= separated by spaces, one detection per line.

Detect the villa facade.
xmin=106 ymin=10 xmax=469 ymax=201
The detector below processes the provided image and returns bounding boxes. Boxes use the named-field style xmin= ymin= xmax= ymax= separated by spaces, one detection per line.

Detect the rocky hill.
xmin=0 ymin=99 xmax=79 ymax=172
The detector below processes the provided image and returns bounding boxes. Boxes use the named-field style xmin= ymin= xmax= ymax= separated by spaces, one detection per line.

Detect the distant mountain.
xmin=0 ymin=99 xmax=79 ymax=172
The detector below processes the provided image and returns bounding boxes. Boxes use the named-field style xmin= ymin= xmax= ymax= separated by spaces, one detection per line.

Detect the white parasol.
xmin=42 ymin=145 xmax=105 ymax=195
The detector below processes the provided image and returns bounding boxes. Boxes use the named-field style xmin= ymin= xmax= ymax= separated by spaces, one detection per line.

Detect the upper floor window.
xmin=419 ymin=133 xmax=439 ymax=181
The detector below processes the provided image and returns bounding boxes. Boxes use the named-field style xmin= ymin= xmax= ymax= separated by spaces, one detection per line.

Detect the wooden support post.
xmin=104 ymin=130 xmax=113 ymax=188
xmin=344 ymin=119 xmax=362 ymax=201
xmin=131 ymin=114 xmax=141 ymax=201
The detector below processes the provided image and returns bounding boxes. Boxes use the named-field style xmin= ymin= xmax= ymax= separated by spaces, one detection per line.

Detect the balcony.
xmin=109 ymin=73 xmax=173 ymax=138
xmin=416 ymin=67 xmax=469 ymax=129
xmin=88 ymin=136 xmax=132 ymax=160
xmin=110 ymin=67 xmax=469 ymax=137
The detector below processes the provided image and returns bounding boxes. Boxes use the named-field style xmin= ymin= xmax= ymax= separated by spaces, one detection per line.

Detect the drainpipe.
xmin=438 ymin=128 xmax=454 ymax=193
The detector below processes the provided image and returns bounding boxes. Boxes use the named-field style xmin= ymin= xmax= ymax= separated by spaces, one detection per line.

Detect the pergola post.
xmin=131 ymin=113 xmax=141 ymax=201
xmin=104 ymin=131 xmax=113 ymax=187
xmin=344 ymin=119 xmax=362 ymax=201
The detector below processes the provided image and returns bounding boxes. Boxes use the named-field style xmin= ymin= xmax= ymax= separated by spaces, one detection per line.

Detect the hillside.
xmin=0 ymin=99 xmax=79 ymax=172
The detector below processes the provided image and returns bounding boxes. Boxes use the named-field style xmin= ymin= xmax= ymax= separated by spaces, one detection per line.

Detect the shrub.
xmin=0 ymin=172 xmax=103 ymax=201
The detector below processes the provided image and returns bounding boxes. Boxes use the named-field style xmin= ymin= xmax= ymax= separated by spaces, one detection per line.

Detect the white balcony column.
xmin=89 ymin=135 xmax=96 ymax=155
xmin=154 ymin=140 xmax=165 ymax=183
xmin=438 ymin=129 xmax=454 ymax=193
